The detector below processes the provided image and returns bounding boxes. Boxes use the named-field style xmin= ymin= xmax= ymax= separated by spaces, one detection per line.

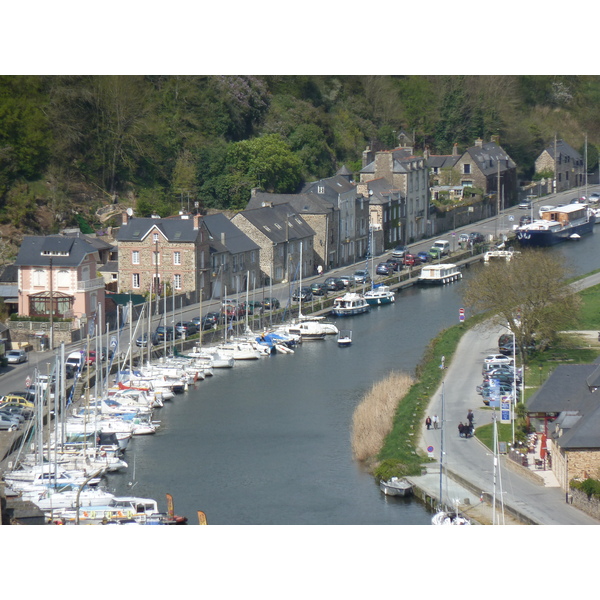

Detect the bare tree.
xmin=463 ymin=249 xmax=580 ymax=361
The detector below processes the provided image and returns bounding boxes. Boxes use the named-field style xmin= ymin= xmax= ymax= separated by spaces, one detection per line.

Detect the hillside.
xmin=2 ymin=74 xmax=600 ymax=254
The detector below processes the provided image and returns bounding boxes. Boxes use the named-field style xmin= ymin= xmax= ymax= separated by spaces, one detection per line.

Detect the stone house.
xmin=202 ymin=212 xmax=261 ymax=298
xmin=247 ymin=190 xmax=338 ymax=273
xmin=526 ymin=363 xmax=600 ymax=490
xmin=535 ymin=138 xmax=584 ymax=193
xmin=116 ymin=212 xmax=210 ymax=299
xmin=354 ymin=177 xmax=403 ymax=254
xmin=14 ymin=235 xmax=106 ymax=332
xmin=301 ymin=171 xmax=370 ymax=267
xmin=359 ymin=147 xmax=429 ymax=242
xmin=231 ymin=203 xmax=315 ymax=285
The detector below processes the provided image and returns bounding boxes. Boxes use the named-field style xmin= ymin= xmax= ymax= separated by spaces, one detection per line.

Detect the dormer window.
xmin=41 ymin=250 xmax=69 ymax=256
xmin=318 ymin=186 xmax=325 ymax=194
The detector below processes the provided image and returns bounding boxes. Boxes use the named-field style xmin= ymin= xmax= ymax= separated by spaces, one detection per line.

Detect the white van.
xmin=432 ymin=240 xmax=450 ymax=256
xmin=66 ymin=351 xmax=84 ymax=370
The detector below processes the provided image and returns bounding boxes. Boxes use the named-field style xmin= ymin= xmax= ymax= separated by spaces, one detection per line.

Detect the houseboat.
xmin=516 ymin=204 xmax=595 ymax=247
xmin=418 ymin=264 xmax=462 ymax=285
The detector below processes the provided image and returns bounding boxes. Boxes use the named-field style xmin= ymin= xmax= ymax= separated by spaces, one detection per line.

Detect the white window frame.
xmin=173 ymin=251 xmax=181 ymax=265
xmin=132 ymin=250 xmax=140 ymax=265
xmin=174 ymin=274 xmax=182 ymax=290
xmin=132 ymin=273 xmax=140 ymax=288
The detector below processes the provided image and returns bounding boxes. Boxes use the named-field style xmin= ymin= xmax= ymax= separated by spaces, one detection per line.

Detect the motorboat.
xmin=337 ymin=330 xmax=352 ymax=347
xmin=379 ymin=477 xmax=413 ymax=497
xmin=364 ymin=284 xmax=395 ymax=305
xmin=330 ymin=293 xmax=370 ymax=317
xmin=483 ymin=249 xmax=519 ymax=262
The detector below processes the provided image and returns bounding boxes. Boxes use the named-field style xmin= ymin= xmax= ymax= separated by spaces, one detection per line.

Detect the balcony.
xmin=76 ymin=276 xmax=105 ymax=292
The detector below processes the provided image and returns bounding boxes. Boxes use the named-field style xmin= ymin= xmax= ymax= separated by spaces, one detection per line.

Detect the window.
xmin=132 ymin=273 xmax=140 ymax=288
xmin=463 ymin=163 xmax=471 ymax=174
xmin=132 ymin=251 xmax=140 ymax=265
xmin=153 ymin=233 xmax=159 ymax=243
xmin=174 ymin=274 xmax=181 ymax=289
xmin=57 ymin=269 xmax=70 ymax=288
xmin=33 ymin=269 xmax=45 ymax=287
xmin=173 ymin=251 xmax=181 ymax=265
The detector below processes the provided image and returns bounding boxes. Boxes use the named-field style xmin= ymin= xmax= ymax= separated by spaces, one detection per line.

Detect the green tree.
xmin=462 ymin=250 xmax=580 ymax=361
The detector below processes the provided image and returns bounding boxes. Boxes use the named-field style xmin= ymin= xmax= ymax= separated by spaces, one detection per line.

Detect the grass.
xmin=367 ymin=278 xmax=600 ymax=477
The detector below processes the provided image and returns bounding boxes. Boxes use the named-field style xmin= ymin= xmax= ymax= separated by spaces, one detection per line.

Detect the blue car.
xmin=376 ymin=262 xmax=392 ymax=275
xmin=417 ymin=251 xmax=430 ymax=263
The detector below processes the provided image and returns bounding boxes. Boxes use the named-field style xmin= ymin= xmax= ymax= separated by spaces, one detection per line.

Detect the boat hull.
xmin=379 ymin=478 xmax=413 ymax=497
xmin=516 ymin=214 xmax=595 ymax=247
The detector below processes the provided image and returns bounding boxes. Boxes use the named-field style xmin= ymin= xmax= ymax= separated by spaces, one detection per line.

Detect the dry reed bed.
xmin=351 ymin=371 xmax=414 ymax=462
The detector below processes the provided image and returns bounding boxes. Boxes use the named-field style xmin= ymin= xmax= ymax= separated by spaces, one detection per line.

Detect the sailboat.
xmin=363 ymin=226 xmax=395 ymax=305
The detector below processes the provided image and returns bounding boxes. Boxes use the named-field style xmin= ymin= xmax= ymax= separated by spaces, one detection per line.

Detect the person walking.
xmin=467 ymin=409 xmax=474 ymax=427
xmin=425 ymin=416 xmax=432 ymax=430
xmin=432 ymin=414 xmax=439 ymax=430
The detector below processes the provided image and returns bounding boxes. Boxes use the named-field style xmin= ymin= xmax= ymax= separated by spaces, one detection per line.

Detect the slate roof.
xmin=203 ymin=213 xmax=259 ymax=254
xmin=116 ymin=216 xmax=200 ymax=243
xmin=362 ymin=177 xmax=403 ymax=204
xmin=542 ymin=139 xmax=582 ymax=161
xmin=527 ymin=364 xmax=600 ymax=450
xmin=62 ymin=231 xmax=115 ymax=252
xmin=14 ymin=236 xmax=99 ymax=268
xmin=359 ymin=148 xmax=421 ymax=176
xmin=301 ymin=174 xmax=356 ymax=200
xmin=426 ymin=155 xmax=460 ymax=170
xmin=247 ymin=192 xmax=334 ymax=216
xmin=0 ymin=264 xmax=18 ymax=283
xmin=98 ymin=260 xmax=118 ymax=273
xmin=466 ymin=141 xmax=516 ymax=176
xmin=236 ymin=203 xmax=315 ymax=244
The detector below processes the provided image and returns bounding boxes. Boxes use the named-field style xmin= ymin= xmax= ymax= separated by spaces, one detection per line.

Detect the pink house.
xmin=14 ymin=236 xmax=106 ymax=327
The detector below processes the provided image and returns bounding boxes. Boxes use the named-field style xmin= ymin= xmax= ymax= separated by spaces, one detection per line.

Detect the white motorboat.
xmin=285 ymin=319 xmax=327 ymax=341
xmin=379 ymin=477 xmax=413 ymax=496
xmin=330 ymin=293 xmax=370 ymax=317
xmin=364 ymin=284 xmax=395 ymax=305
xmin=337 ymin=330 xmax=352 ymax=347
xmin=216 ymin=341 xmax=262 ymax=360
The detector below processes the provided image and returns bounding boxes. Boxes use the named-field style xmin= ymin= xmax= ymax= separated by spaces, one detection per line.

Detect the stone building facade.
xmin=535 ymin=138 xmax=585 ymax=193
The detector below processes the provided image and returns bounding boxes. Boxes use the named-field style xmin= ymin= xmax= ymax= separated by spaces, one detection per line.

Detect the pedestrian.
xmin=458 ymin=422 xmax=464 ymax=437
xmin=317 ymin=264 xmax=323 ymax=276
xmin=467 ymin=409 xmax=474 ymax=427
xmin=425 ymin=416 xmax=432 ymax=430
xmin=432 ymin=414 xmax=439 ymax=430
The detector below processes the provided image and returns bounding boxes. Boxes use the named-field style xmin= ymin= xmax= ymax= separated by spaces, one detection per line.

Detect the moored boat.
xmin=418 ymin=264 xmax=462 ymax=285
xmin=516 ymin=204 xmax=595 ymax=247
xmin=337 ymin=330 xmax=352 ymax=347
xmin=364 ymin=284 xmax=395 ymax=305
xmin=330 ymin=293 xmax=370 ymax=317
xmin=379 ymin=477 xmax=413 ymax=497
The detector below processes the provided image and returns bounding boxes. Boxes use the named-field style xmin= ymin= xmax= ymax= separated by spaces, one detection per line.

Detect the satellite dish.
xmin=126 ymin=207 xmax=133 ymax=217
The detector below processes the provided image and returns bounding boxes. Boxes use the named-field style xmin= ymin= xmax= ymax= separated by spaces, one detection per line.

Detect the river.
xmin=105 ymin=223 xmax=600 ymax=525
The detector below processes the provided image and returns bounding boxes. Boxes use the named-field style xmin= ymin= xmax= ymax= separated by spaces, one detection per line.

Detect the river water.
xmin=106 ymin=227 xmax=600 ymax=525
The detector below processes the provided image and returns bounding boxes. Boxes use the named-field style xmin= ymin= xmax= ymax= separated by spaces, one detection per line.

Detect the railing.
xmin=76 ymin=277 xmax=105 ymax=292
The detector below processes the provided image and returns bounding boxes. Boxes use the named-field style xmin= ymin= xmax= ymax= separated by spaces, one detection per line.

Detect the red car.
xmin=403 ymin=253 xmax=422 ymax=267
xmin=85 ymin=350 xmax=97 ymax=365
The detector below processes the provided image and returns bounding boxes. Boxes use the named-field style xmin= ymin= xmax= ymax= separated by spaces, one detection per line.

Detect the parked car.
xmin=458 ymin=233 xmax=470 ymax=246
xmin=337 ymin=275 xmax=353 ymax=288
xmin=85 ymin=350 xmax=97 ymax=366
xmin=0 ymin=413 xmax=18 ymax=431
xmin=376 ymin=262 xmax=392 ymax=276
xmin=416 ymin=251 xmax=430 ymax=263
xmin=221 ymin=299 xmax=243 ymax=320
xmin=428 ymin=246 xmax=442 ymax=260
xmin=519 ymin=215 xmax=532 ymax=226
xmin=324 ymin=277 xmax=345 ymax=292
xmin=262 ymin=297 xmax=281 ymax=310
xmin=99 ymin=347 xmax=114 ymax=362
xmin=0 ymin=402 xmax=33 ymax=420
xmin=310 ymin=282 xmax=328 ymax=296
xmin=6 ymin=349 xmax=27 ymax=364
xmin=0 ymin=394 xmax=35 ymax=410
xmin=353 ymin=269 xmax=370 ymax=285
xmin=246 ymin=300 xmax=264 ymax=313
xmin=201 ymin=312 xmax=223 ymax=328
xmin=518 ymin=198 xmax=533 ymax=209
xmin=175 ymin=321 xmax=198 ymax=337
xmin=385 ymin=258 xmax=402 ymax=271
xmin=468 ymin=232 xmax=485 ymax=245
xmin=292 ymin=286 xmax=313 ymax=302
xmin=483 ymin=354 xmax=514 ymax=365
xmin=155 ymin=325 xmax=175 ymax=341
xmin=589 ymin=192 xmax=600 ymax=205
xmin=431 ymin=240 xmax=450 ymax=256
xmin=66 ymin=351 xmax=84 ymax=371
xmin=392 ymin=244 xmax=408 ymax=259
xmin=136 ymin=332 xmax=157 ymax=347
xmin=403 ymin=253 xmax=422 ymax=267
xmin=7 ymin=390 xmax=35 ymax=403
xmin=0 ymin=408 xmax=25 ymax=424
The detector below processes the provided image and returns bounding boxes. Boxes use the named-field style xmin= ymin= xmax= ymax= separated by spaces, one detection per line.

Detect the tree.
xmin=462 ymin=250 xmax=580 ymax=361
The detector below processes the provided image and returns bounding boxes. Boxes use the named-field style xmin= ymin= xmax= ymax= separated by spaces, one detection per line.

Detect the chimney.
xmin=122 ymin=211 xmax=129 ymax=225
xmin=474 ymin=138 xmax=483 ymax=148
xmin=490 ymin=134 xmax=499 ymax=146
xmin=221 ymin=232 xmax=226 ymax=246
xmin=452 ymin=143 xmax=459 ymax=156
xmin=193 ymin=214 xmax=201 ymax=230
xmin=251 ymin=188 xmax=260 ymax=197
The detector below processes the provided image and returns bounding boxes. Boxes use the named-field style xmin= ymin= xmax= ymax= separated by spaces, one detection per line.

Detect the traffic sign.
xmin=110 ymin=336 xmax=118 ymax=349
xmin=459 ymin=308 xmax=465 ymax=322
xmin=25 ymin=376 xmax=31 ymax=388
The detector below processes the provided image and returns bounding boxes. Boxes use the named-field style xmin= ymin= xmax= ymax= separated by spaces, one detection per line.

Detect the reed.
xmin=351 ymin=371 xmax=414 ymax=463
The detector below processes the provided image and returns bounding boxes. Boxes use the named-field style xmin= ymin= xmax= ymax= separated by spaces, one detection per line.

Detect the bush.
xmin=571 ymin=478 xmax=600 ymax=499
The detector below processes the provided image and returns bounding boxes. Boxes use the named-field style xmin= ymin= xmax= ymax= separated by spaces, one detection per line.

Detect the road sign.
xmin=25 ymin=376 xmax=31 ymax=388
xmin=459 ymin=308 xmax=465 ymax=322
xmin=427 ymin=445 xmax=434 ymax=458
xmin=508 ymin=215 xmax=514 ymax=221
xmin=110 ymin=336 xmax=118 ymax=349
